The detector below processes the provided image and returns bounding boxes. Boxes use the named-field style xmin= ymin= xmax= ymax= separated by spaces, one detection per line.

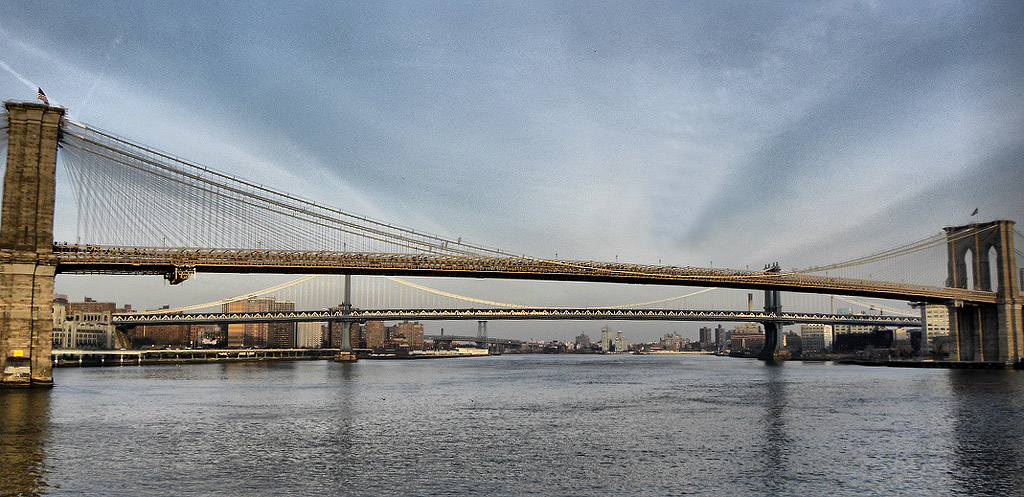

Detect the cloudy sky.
xmin=2 ymin=1 xmax=1022 ymax=340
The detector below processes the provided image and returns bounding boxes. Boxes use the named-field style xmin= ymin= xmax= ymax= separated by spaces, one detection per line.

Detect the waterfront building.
xmin=51 ymin=304 xmax=116 ymax=349
xmin=922 ymin=304 xmax=950 ymax=344
xmin=659 ymin=332 xmax=686 ymax=351
xmin=53 ymin=297 xmax=141 ymax=349
xmin=327 ymin=304 xmax=365 ymax=348
xmin=734 ymin=322 xmax=761 ymax=334
xmin=329 ymin=320 xmax=361 ymax=348
xmin=267 ymin=300 xmax=297 ymax=348
xmin=699 ymin=327 xmax=713 ymax=349
xmin=613 ymin=331 xmax=628 ymax=352
xmin=729 ymin=333 xmax=764 ymax=353
xmin=729 ymin=323 xmax=764 ymax=354
xmin=296 ymin=322 xmax=324 ymax=348
xmin=784 ymin=331 xmax=801 ymax=354
xmin=224 ymin=298 xmax=269 ymax=347
xmin=522 ymin=340 xmax=545 ymax=353
xmin=575 ymin=332 xmax=591 ymax=349
xmin=135 ymin=321 xmax=191 ymax=347
xmin=394 ymin=321 xmax=425 ymax=349
xmin=118 ymin=304 xmax=189 ymax=347
xmin=544 ymin=341 xmax=568 ymax=353
xmin=365 ymin=320 xmax=386 ymax=348
xmin=68 ymin=296 xmax=117 ymax=314
xmin=190 ymin=324 xmax=225 ymax=347
xmin=600 ymin=325 xmax=612 ymax=351
xmin=352 ymin=322 xmax=364 ymax=348
xmin=834 ymin=328 xmax=893 ymax=353
xmin=800 ymin=324 xmax=833 ymax=353
xmin=715 ymin=324 xmax=727 ymax=351
xmin=223 ymin=297 xmax=295 ymax=347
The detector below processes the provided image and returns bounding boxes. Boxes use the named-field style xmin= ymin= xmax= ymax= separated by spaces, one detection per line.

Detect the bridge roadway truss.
xmin=56 ymin=244 xmax=998 ymax=305
xmin=111 ymin=307 xmax=922 ymax=328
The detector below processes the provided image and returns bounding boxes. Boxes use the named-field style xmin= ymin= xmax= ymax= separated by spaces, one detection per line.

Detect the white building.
xmin=52 ymin=305 xmax=116 ymax=349
xmin=734 ymin=322 xmax=762 ymax=334
xmin=919 ymin=304 xmax=952 ymax=354
xmin=600 ymin=325 xmax=612 ymax=351
xmin=296 ymin=322 xmax=324 ymax=348
xmin=613 ymin=331 xmax=629 ymax=352
xmin=922 ymin=304 xmax=950 ymax=341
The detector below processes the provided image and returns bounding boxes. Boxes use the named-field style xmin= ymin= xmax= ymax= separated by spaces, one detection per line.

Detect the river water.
xmin=2 ymin=354 xmax=1023 ymax=496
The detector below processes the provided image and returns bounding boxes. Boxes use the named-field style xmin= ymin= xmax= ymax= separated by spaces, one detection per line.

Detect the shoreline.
xmin=51 ymin=348 xmax=1023 ymax=371
xmin=52 ymin=348 xmax=337 ymax=367
xmin=719 ymin=352 xmax=1023 ymax=370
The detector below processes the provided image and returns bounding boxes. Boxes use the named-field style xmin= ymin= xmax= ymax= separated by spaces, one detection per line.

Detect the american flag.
xmin=36 ymin=87 xmax=49 ymax=105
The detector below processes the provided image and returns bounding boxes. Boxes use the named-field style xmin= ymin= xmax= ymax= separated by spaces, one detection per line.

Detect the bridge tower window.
xmin=988 ymin=245 xmax=999 ymax=294
xmin=963 ymin=248 xmax=974 ymax=290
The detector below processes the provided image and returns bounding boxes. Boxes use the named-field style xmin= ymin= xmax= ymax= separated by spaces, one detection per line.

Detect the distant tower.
xmin=477 ymin=321 xmax=488 ymax=341
xmin=699 ymin=326 xmax=713 ymax=348
xmin=575 ymin=332 xmax=592 ymax=349
xmin=613 ymin=331 xmax=628 ymax=352
xmin=600 ymin=325 xmax=612 ymax=351
xmin=715 ymin=324 xmax=727 ymax=351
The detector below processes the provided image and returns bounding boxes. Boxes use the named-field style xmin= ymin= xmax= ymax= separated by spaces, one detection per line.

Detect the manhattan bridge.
xmin=1 ymin=102 xmax=1021 ymax=386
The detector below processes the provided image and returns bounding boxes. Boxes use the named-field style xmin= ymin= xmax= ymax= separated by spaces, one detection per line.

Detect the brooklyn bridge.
xmin=1 ymin=101 xmax=1021 ymax=386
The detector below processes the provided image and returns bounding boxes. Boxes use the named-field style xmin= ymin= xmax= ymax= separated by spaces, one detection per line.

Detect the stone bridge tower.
xmin=0 ymin=102 xmax=64 ymax=387
xmin=944 ymin=220 xmax=1022 ymax=362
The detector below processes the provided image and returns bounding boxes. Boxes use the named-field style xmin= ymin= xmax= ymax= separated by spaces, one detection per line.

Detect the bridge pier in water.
xmin=944 ymin=221 xmax=1022 ymax=362
xmin=333 ymin=274 xmax=357 ymax=362
xmin=758 ymin=264 xmax=789 ymax=362
xmin=758 ymin=288 xmax=788 ymax=362
xmin=0 ymin=102 xmax=64 ymax=387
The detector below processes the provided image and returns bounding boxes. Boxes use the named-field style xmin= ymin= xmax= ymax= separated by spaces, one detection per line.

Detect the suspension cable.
xmin=60 ymin=119 xmax=521 ymax=258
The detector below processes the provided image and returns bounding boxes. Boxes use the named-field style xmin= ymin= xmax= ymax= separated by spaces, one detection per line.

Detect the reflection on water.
xmin=0 ymin=388 xmax=50 ymax=497
xmin=760 ymin=365 xmax=789 ymax=497
xmin=3 ymin=356 xmax=1024 ymax=496
xmin=948 ymin=371 xmax=1024 ymax=497
xmin=322 ymin=363 xmax=358 ymax=488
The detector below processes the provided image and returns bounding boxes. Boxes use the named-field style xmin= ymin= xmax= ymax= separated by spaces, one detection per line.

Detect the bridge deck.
xmin=54 ymin=244 xmax=998 ymax=304
xmin=111 ymin=308 xmax=922 ymax=327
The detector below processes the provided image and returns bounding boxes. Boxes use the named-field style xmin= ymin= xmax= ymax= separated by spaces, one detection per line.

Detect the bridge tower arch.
xmin=1 ymin=102 xmax=64 ymax=387
xmin=944 ymin=220 xmax=1022 ymax=362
